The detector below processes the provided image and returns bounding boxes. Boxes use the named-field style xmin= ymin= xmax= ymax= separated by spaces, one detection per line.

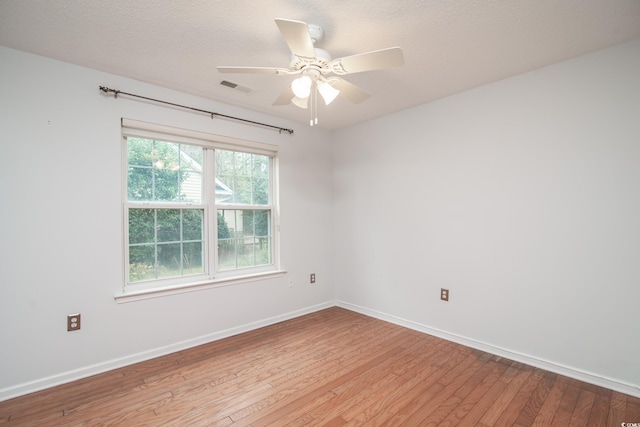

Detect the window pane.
xmin=157 ymin=242 xmax=181 ymax=279
xmin=253 ymin=155 xmax=269 ymax=179
xmin=129 ymin=245 xmax=155 ymax=282
xmin=215 ymin=150 xmax=270 ymax=206
xmin=127 ymin=137 xmax=153 ymax=167
xmin=215 ymin=150 xmax=234 ymax=201
xmin=234 ymin=151 xmax=251 ymax=177
xmin=183 ymin=242 xmax=204 ymax=274
xmin=127 ymin=207 xmax=204 ymax=283
xmin=183 ymin=209 xmax=203 ymax=241
xmin=237 ymin=237 xmax=256 ymax=268
xmin=181 ymin=170 xmax=202 ymax=203
xmin=257 ymin=236 xmax=271 ymax=265
xmin=154 ymin=169 xmax=180 ymax=202
xmin=179 ymin=144 xmax=202 ymax=203
xmin=127 ymin=137 xmax=203 ymax=203
xmin=181 ymin=144 xmax=202 ymax=170
xmin=128 ymin=166 xmax=153 ymax=201
xmin=217 ymin=209 xmax=271 ymax=272
xmin=129 ymin=209 xmax=155 ymax=244
xmin=235 ymin=176 xmax=252 ymax=204
xmin=253 ymin=178 xmax=269 ymax=206
xmin=254 ymin=209 xmax=270 ymax=237
xmin=157 ymin=209 xmax=180 ymax=242
xmin=217 ymin=236 xmax=237 ymax=271
xmin=154 ymin=140 xmax=179 ymax=164
xmin=215 ymin=150 xmax=235 ymax=176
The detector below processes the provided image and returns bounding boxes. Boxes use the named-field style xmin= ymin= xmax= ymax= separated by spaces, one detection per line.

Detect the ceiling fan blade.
xmin=275 ymin=18 xmax=316 ymax=59
xmin=331 ymin=47 xmax=404 ymax=74
xmin=330 ymin=78 xmax=370 ymax=104
xmin=217 ymin=66 xmax=290 ymax=75
xmin=272 ymin=86 xmax=294 ymax=106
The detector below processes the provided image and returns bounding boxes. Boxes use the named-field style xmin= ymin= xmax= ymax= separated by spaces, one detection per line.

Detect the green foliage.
xmin=129 ymin=262 xmax=157 ymax=282
xmin=128 ymin=208 xmax=205 ymax=282
xmin=127 ymin=137 xmax=199 ymax=202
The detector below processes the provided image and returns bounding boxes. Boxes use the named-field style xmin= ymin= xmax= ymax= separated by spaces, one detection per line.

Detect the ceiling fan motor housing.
xmin=289 ymin=47 xmax=332 ymax=70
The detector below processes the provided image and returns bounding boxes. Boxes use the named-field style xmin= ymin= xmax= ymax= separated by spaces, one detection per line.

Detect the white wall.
xmin=333 ymin=39 xmax=640 ymax=395
xmin=2 ymin=38 xmax=639 ymax=401
xmin=0 ymin=46 xmax=334 ymax=399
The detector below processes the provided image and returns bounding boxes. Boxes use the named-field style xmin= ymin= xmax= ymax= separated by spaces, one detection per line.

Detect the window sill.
xmin=114 ymin=270 xmax=288 ymax=303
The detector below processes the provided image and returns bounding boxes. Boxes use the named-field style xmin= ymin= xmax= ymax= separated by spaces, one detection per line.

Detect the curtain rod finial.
xmin=99 ymin=86 xmax=119 ymax=98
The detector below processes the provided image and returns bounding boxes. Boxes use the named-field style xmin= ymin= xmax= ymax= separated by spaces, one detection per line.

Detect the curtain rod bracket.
xmin=99 ymin=85 xmax=293 ymax=135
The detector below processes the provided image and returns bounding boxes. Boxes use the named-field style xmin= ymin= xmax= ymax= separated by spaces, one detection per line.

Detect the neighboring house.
xmin=179 ymin=150 xmax=240 ymax=234
xmin=176 ymin=148 xmax=232 ymax=204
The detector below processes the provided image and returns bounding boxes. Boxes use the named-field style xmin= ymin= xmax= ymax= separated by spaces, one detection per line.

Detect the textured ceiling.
xmin=1 ymin=0 xmax=640 ymax=130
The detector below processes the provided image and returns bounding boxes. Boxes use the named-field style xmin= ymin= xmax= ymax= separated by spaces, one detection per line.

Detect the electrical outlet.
xmin=67 ymin=313 xmax=81 ymax=331
xmin=440 ymin=289 xmax=449 ymax=301
xmin=288 ymin=278 xmax=294 ymax=288
xmin=310 ymin=273 xmax=316 ymax=284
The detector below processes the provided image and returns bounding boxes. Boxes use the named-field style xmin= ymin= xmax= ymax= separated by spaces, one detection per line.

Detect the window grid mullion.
xmin=206 ymin=148 xmax=217 ymax=278
xmin=125 ymin=133 xmax=277 ymax=289
xmin=151 ymin=140 xmax=157 ymax=201
xmin=153 ymin=208 xmax=159 ymax=280
xmin=179 ymin=209 xmax=184 ymax=276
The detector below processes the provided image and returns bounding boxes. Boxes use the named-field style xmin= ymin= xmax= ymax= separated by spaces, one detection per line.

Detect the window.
xmin=122 ymin=120 xmax=279 ymax=295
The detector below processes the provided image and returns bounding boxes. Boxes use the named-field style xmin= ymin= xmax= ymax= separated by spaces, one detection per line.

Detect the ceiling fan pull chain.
xmin=314 ymin=83 xmax=319 ymax=125
xmin=310 ymin=83 xmax=315 ymax=126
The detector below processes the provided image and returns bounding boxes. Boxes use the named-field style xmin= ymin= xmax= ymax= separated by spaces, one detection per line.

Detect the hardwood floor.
xmin=1 ymin=307 xmax=639 ymax=426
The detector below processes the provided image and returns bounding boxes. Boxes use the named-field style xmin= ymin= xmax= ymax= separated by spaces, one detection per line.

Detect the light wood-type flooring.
xmin=1 ymin=307 xmax=639 ymax=426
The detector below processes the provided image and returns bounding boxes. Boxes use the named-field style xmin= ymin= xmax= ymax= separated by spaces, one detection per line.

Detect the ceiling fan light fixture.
xmin=318 ymin=80 xmax=340 ymax=105
xmin=291 ymin=95 xmax=309 ymax=109
xmin=217 ymin=18 xmax=404 ymax=126
xmin=291 ymin=75 xmax=312 ymax=99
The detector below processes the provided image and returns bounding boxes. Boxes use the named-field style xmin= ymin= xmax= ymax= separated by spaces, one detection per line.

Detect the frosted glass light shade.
xmin=318 ymin=81 xmax=340 ymax=105
xmin=291 ymin=76 xmax=312 ymax=99
xmin=291 ymin=96 xmax=308 ymax=109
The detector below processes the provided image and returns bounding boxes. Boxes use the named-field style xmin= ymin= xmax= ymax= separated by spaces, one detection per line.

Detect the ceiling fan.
xmin=218 ymin=18 xmax=404 ymax=125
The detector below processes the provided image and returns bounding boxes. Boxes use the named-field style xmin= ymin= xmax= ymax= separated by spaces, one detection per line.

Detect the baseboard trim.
xmin=0 ymin=301 xmax=335 ymax=402
xmin=336 ymin=300 xmax=640 ymax=398
xmin=4 ymin=300 xmax=638 ymax=402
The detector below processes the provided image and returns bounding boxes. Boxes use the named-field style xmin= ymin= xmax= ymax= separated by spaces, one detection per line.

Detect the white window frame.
xmin=116 ymin=119 xmax=283 ymax=302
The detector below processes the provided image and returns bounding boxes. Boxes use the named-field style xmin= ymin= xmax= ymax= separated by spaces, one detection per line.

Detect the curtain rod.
xmin=98 ymin=86 xmax=294 ymax=135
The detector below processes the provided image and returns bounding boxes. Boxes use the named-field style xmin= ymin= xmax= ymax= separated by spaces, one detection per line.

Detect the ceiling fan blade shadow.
xmin=217 ymin=66 xmax=290 ymax=75
xmin=275 ymin=18 xmax=316 ymax=59
xmin=331 ymin=79 xmax=370 ymax=104
xmin=331 ymin=47 xmax=404 ymax=74
xmin=273 ymin=86 xmax=295 ymax=106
